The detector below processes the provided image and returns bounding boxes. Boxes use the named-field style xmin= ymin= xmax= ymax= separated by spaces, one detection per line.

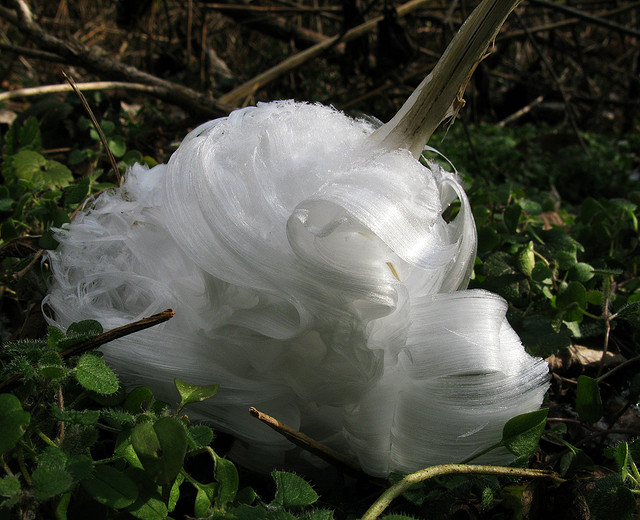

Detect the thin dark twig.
xmin=62 ymin=71 xmax=122 ymax=186
xmin=0 ymin=310 xmax=175 ymax=392
xmin=513 ymin=11 xmax=588 ymax=154
xmin=59 ymin=309 xmax=174 ymax=359
xmin=527 ymin=0 xmax=640 ymax=39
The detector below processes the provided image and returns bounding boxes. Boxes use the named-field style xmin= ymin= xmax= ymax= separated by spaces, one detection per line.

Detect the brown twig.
xmin=0 ymin=309 xmax=175 ymax=392
xmin=59 ymin=309 xmax=174 ymax=358
xmin=220 ymin=0 xmax=433 ymax=106
xmin=62 ymin=71 xmax=122 ymax=186
xmin=248 ymin=406 xmax=363 ymax=474
xmin=498 ymin=94 xmax=544 ymax=126
xmin=513 ymin=11 xmax=588 ymax=154
xmin=527 ymin=0 xmax=640 ymax=39
xmin=0 ymin=2 xmax=235 ymax=118
xmin=0 ymin=41 xmax=66 ymax=62
xmin=0 ymin=80 xmax=158 ymax=102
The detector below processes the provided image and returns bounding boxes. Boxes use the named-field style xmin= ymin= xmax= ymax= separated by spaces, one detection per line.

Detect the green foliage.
xmin=575 ymin=375 xmax=603 ymax=423
xmin=500 ymin=409 xmax=548 ymax=459
xmin=2 ymin=103 xmax=639 ymax=518
xmin=174 ymin=378 xmax=219 ymax=413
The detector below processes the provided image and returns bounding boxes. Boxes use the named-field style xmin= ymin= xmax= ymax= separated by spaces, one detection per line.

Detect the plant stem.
xmin=36 ymin=430 xmax=57 ymax=448
xmin=370 ymin=0 xmax=520 ymax=157
xmin=597 ymin=276 xmax=613 ymax=378
xmin=360 ymin=464 xmax=562 ymax=520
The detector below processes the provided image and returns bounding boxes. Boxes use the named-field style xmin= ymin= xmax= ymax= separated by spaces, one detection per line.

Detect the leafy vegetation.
xmin=1 ymin=93 xmax=639 ymax=519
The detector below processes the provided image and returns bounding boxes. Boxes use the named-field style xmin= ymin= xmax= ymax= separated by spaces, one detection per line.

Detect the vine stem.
xmin=360 ymin=464 xmax=562 ymax=520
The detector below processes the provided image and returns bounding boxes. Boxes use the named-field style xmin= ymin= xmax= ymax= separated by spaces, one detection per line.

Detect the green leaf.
xmin=32 ymin=466 xmax=73 ymax=500
xmin=303 ymin=510 xmax=336 ymax=520
xmin=194 ymin=482 xmax=217 ymax=518
xmin=576 ymin=375 xmax=603 ymax=423
xmin=559 ymin=448 xmax=594 ymax=476
xmin=556 ymin=250 xmax=577 ymax=270
xmin=43 ymin=160 xmax=73 ymax=189
xmin=588 ymin=475 xmax=636 ymax=520
xmin=531 ymin=262 xmax=553 ymax=282
xmin=477 ymin=226 xmax=500 ymax=254
xmin=187 ymin=424 xmax=214 ymax=450
xmin=500 ymin=409 xmax=548 ymax=458
xmin=18 ymin=117 xmax=43 ymax=150
xmin=568 ymin=262 xmax=594 ymax=282
xmin=125 ymin=467 xmax=169 ymax=520
xmin=52 ymin=407 xmax=100 ymax=426
xmin=67 ymin=320 xmax=103 ymax=337
xmin=67 ymin=454 xmax=94 ymax=482
xmin=75 ymin=353 xmax=119 ymax=395
xmin=1 ymin=220 xmax=18 ymax=242
xmin=131 ymin=416 xmax=188 ymax=485
xmin=108 ymin=136 xmax=127 ymax=158
xmin=101 ymin=408 xmax=135 ymax=428
xmin=88 ymin=385 xmax=126 ymax=407
xmin=127 ymin=492 xmax=168 ymax=520
xmin=271 ymin=471 xmax=319 ymax=508
xmin=0 ymin=393 xmax=31 ymax=455
xmin=48 ymin=327 xmax=65 ymax=350
xmin=39 ymin=229 xmax=60 ymax=250
xmin=54 ymin=493 xmax=71 ymax=520
xmin=519 ymin=199 xmax=542 ymax=215
xmin=168 ymin=472 xmax=184 ymax=513
xmin=213 ymin=451 xmax=239 ymax=508
xmin=503 ymin=204 xmax=522 ymax=234
xmin=9 ymin=150 xmax=72 ymax=189
xmin=0 ymin=476 xmax=21 ymax=498
xmin=38 ymin=350 xmax=66 ymax=379
xmin=63 ymin=177 xmax=91 ymax=205
xmin=39 ymin=446 xmax=67 ymax=469
xmin=235 ymin=486 xmax=258 ymax=506
xmin=174 ymin=378 xmax=219 ymax=412
xmin=519 ymin=316 xmax=571 ymax=357
xmin=606 ymin=442 xmax=630 ymax=481
xmin=231 ymin=504 xmax=269 ymax=520
xmin=124 ymin=386 xmax=155 ymax=414
xmin=556 ymin=281 xmax=587 ymax=322
xmin=516 ymin=242 xmax=535 ymax=277
xmin=81 ymin=465 xmax=138 ymax=509
xmin=114 ymin=430 xmax=143 ymax=468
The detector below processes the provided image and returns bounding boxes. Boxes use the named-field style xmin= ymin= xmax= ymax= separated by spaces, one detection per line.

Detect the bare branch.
xmin=0 ymin=81 xmax=158 ymax=102
xmin=0 ymin=3 xmax=235 ymax=118
xmin=220 ymin=0 xmax=433 ymax=106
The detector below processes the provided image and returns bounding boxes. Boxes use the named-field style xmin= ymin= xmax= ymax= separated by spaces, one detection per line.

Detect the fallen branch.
xmin=220 ymin=0 xmax=433 ymax=106
xmin=249 ymin=406 xmax=363 ymax=474
xmin=499 ymin=1 xmax=640 ymax=41
xmin=0 ymin=80 xmax=157 ymax=102
xmin=0 ymin=310 xmax=175 ymax=392
xmin=59 ymin=309 xmax=175 ymax=359
xmin=528 ymin=0 xmax=640 ymax=39
xmin=0 ymin=1 xmax=235 ymax=118
xmin=207 ymin=0 xmax=340 ymax=52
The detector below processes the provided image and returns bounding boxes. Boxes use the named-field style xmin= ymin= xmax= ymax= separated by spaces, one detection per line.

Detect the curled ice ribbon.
xmin=44 ymin=100 xmax=548 ymax=476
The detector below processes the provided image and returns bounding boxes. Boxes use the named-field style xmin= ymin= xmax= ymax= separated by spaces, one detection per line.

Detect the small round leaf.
xmin=75 ymin=354 xmax=119 ymax=395
xmin=81 ymin=465 xmax=138 ymax=509
xmin=0 ymin=394 xmax=31 ymax=455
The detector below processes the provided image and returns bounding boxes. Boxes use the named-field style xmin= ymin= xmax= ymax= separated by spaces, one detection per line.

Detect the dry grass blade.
xmin=62 ymin=71 xmax=122 ymax=186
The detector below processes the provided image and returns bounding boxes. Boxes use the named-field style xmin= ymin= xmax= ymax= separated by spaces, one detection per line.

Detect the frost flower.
xmin=44 ymin=100 xmax=548 ymax=476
